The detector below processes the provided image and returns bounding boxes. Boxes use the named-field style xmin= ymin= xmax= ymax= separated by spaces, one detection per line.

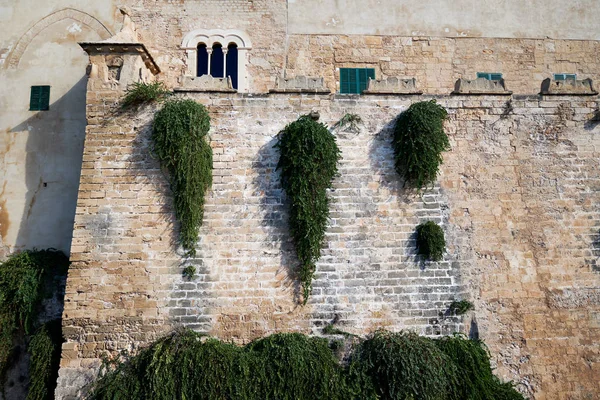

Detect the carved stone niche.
xmin=453 ymin=77 xmax=512 ymax=95
xmin=363 ymin=77 xmax=422 ymax=94
xmin=541 ymin=78 xmax=598 ymax=95
xmin=176 ymin=75 xmax=236 ymax=93
xmin=269 ymin=76 xmax=330 ymax=93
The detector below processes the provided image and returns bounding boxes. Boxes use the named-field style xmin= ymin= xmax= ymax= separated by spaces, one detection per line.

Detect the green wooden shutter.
xmin=490 ymin=73 xmax=502 ymax=81
xmin=30 ymin=86 xmax=50 ymax=111
xmin=477 ymin=73 xmax=502 ymax=81
xmin=340 ymin=68 xmax=376 ymax=94
xmin=340 ymin=68 xmax=351 ymax=94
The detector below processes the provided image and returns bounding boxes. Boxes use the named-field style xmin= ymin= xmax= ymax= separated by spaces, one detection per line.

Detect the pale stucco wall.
xmin=288 ymin=0 xmax=600 ymax=39
xmin=0 ymin=1 xmax=119 ymax=255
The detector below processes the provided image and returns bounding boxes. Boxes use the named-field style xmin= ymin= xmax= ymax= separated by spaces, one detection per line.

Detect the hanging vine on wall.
xmin=393 ymin=100 xmax=450 ymax=189
xmin=0 ymin=250 xmax=69 ymax=399
xmin=416 ymin=221 xmax=446 ymax=261
xmin=276 ymin=115 xmax=341 ymax=304
xmin=152 ymin=99 xmax=213 ymax=256
xmin=88 ymin=329 xmax=525 ymax=400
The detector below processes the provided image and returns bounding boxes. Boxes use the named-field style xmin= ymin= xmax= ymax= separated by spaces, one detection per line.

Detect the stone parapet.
xmin=176 ymin=75 xmax=236 ymax=93
xmin=453 ymin=78 xmax=512 ymax=95
xmin=363 ymin=77 xmax=421 ymax=94
xmin=540 ymin=78 xmax=598 ymax=95
xmin=270 ymin=76 xmax=330 ymax=93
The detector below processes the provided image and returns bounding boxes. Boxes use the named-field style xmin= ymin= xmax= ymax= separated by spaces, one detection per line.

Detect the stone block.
xmin=453 ymin=78 xmax=512 ymax=95
xmin=540 ymin=78 xmax=598 ymax=95
xmin=176 ymin=75 xmax=236 ymax=93
xmin=363 ymin=77 xmax=422 ymax=94
xmin=270 ymin=76 xmax=330 ymax=93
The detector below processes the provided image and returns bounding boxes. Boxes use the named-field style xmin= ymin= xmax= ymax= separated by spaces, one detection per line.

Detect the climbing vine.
xmin=27 ymin=320 xmax=63 ymax=400
xmin=152 ymin=99 xmax=213 ymax=256
xmin=416 ymin=221 xmax=446 ymax=261
xmin=393 ymin=100 xmax=450 ymax=189
xmin=276 ymin=115 xmax=341 ymax=304
xmin=0 ymin=250 xmax=68 ymax=398
xmin=89 ymin=329 xmax=524 ymax=400
xmin=121 ymin=81 xmax=170 ymax=109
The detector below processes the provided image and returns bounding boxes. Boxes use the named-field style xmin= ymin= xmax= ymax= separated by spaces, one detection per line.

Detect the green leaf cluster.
xmin=393 ymin=100 xmax=450 ymax=189
xmin=121 ymin=81 xmax=170 ymax=109
xmin=448 ymin=299 xmax=475 ymax=315
xmin=89 ymin=329 xmax=525 ymax=400
xmin=27 ymin=320 xmax=63 ymax=400
xmin=276 ymin=116 xmax=341 ymax=304
xmin=416 ymin=221 xmax=446 ymax=261
xmin=0 ymin=250 xmax=68 ymax=397
xmin=152 ymin=99 xmax=213 ymax=256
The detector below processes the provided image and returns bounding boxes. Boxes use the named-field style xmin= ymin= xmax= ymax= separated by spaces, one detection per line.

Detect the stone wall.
xmin=57 ymin=64 xmax=600 ymax=399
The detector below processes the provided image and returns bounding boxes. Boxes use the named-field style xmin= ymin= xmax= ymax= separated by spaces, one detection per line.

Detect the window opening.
xmin=211 ymin=43 xmax=224 ymax=78
xmin=226 ymin=43 xmax=239 ymax=89
xmin=29 ymin=86 xmax=50 ymax=111
xmin=554 ymin=73 xmax=577 ymax=81
xmin=477 ymin=72 xmax=503 ymax=81
xmin=197 ymin=43 xmax=208 ymax=77
xmin=340 ymin=68 xmax=375 ymax=94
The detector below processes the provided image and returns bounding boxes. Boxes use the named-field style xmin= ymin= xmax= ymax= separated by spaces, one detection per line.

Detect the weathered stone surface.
xmin=270 ymin=76 xmax=330 ymax=93
xmin=364 ymin=77 xmax=421 ymax=94
xmin=178 ymin=75 xmax=236 ymax=92
xmin=540 ymin=78 xmax=598 ymax=95
xmin=453 ymin=77 xmax=512 ymax=94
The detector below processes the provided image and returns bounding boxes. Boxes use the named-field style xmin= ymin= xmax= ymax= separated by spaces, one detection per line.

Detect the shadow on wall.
xmin=252 ymin=136 xmax=302 ymax=303
xmin=9 ymin=76 xmax=88 ymax=255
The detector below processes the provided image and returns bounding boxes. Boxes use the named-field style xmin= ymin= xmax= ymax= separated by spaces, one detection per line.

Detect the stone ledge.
xmin=452 ymin=78 xmax=512 ymax=95
xmin=540 ymin=78 xmax=598 ymax=95
xmin=269 ymin=76 xmax=330 ymax=93
xmin=363 ymin=77 xmax=422 ymax=95
xmin=176 ymin=75 xmax=237 ymax=93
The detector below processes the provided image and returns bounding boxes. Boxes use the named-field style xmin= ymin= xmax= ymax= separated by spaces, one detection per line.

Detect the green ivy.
xmin=27 ymin=320 xmax=63 ymax=400
xmin=0 ymin=250 xmax=68 ymax=397
xmin=276 ymin=116 xmax=341 ymax=304
xmin=152 ymin=99 xmax=213 ymax=256
xmin=448 ymin=299 xmax=474 ymax=315
xmin=89 ymin=329 xmax=525 ymax=400
xmin=416 ymin=221 xmax=446 ymax=261
xmin=393 ymin=100 xmax=450 ymax=189
xmin=121 ymin=81 xmax=170 ymax=109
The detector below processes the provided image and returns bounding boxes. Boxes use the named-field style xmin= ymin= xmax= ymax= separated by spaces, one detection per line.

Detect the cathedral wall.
xmin=56 ymin=83 xmax=600 ymax=398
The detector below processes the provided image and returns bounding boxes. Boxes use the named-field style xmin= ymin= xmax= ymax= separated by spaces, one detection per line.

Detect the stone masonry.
xmin=56 ymin=49 xmax=600 ymax=398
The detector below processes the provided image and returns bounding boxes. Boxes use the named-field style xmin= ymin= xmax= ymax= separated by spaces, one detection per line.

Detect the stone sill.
xmin=451 ymin=91 xmax=513 ymax=96
xmin=174 ymin=87 xmax=237 ymax=93
xmin=269 ymin=89 xmax=331 ymax=94
xmin=362 ymin=91 xmax=423 ymax=95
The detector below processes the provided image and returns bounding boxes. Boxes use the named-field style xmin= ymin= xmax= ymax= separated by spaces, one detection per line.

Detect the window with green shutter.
xmin=29 ymin=86 xmax=50 ymax=111
xmin=339 ymin=68 xmax=375 ymax=94
xmin=554 ymin=73 xmax=577 ymax=81
xmin=476 ymin=72 xmax=503 ymax=81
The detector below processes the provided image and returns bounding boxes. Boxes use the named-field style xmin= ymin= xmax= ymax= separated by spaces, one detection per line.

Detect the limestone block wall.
xmin=285 ymin=36 xmax=600 ymax=95
xmin=57 ymin=82 xmax=600 ymax=399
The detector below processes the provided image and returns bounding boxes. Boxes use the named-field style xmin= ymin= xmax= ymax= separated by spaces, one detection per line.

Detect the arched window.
xmin=210 ymin=43 xmax=224 ymax=78
xmin=182 ymin=29 xmax=252 ymax=92
xmin=197 ymin=43 xmax=208 ymax=76
xmin=226 ymin=43 xmax=238 ymax=89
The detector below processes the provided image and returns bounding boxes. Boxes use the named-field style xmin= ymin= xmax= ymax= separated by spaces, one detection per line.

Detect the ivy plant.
xmin=416 ymin=221 xmax=446 ymax=261
xmin=152 ymin=99 xmax=213 ymax=257
xmin=276 ymin=115 xmax=341 ymax=304
xmin=121 ymin=81 xmax=170 ymax=109
xmin=89 ymin=329 xmax=525 ymax=400
xmin=393 ymin=100 xmax=450 ymax=189
xmin=0 ymin=250 xmax=68 ymax=398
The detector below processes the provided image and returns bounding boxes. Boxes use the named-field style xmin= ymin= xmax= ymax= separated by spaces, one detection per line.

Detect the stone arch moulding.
xmin=4 ymin=8 xmax=113 ymax=69
xmin=181 ymin=29 xmax=252 ymax=92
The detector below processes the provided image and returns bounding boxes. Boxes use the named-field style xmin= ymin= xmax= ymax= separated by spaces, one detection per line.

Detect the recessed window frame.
xmin=339 ymin=68 xmax=375 ymax=94
xmin=554 ymin=73 xmax=577 ymax=81
xmin=29 ymin=85 xmax=50 ymax=111
xmin=477 ymin=72 xmax=503 ymax=81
